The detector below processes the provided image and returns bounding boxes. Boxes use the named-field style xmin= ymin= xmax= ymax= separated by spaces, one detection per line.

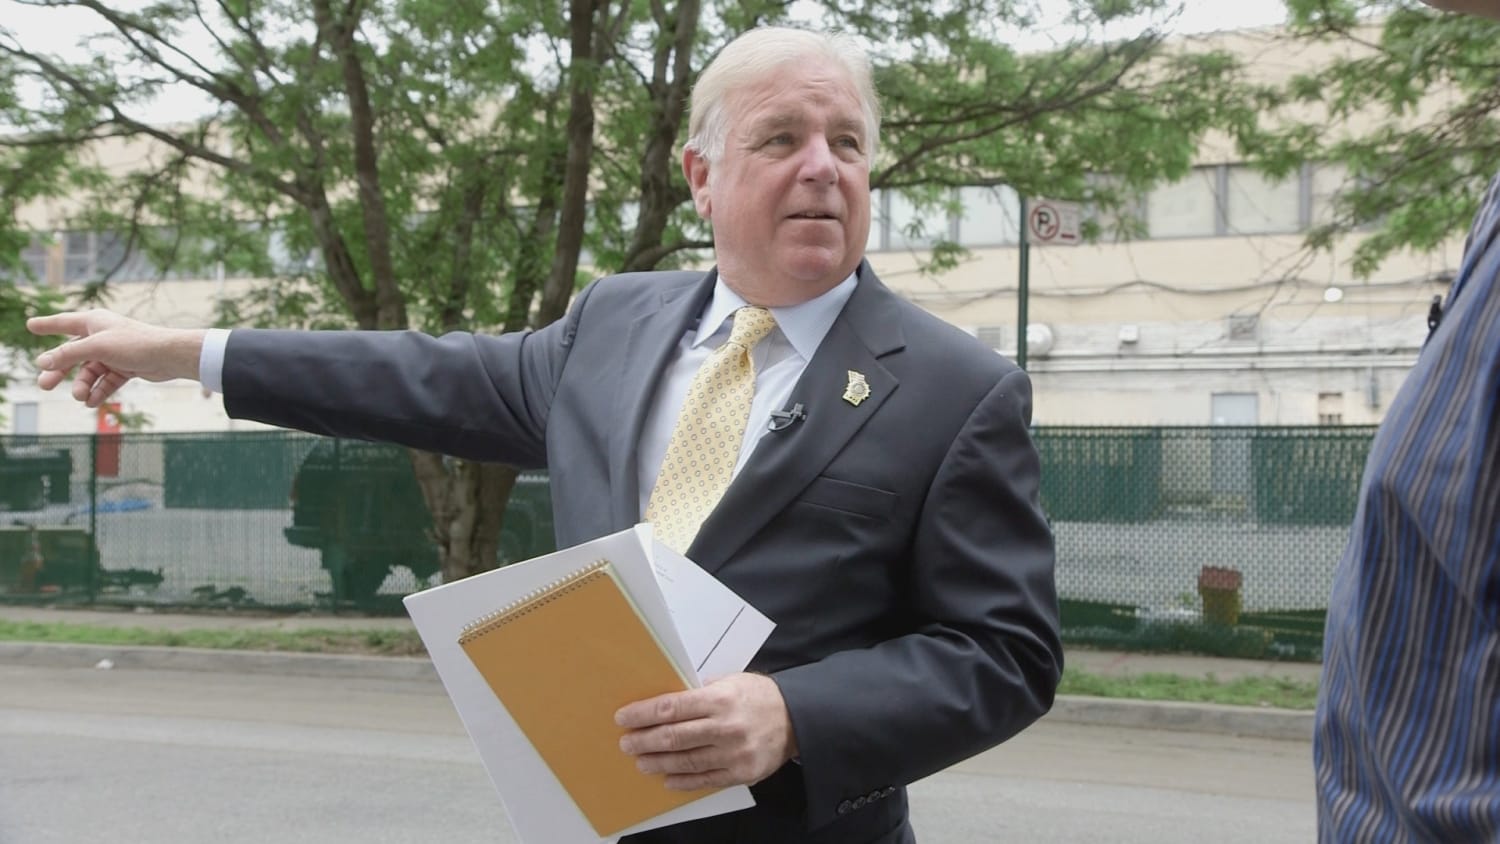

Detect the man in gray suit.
xmin=30 ymin=26 xmax=1061 ymax=844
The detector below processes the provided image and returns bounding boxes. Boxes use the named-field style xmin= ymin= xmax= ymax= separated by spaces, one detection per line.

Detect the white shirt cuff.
xmin=199 ymin=328 xmax=231 ymax=393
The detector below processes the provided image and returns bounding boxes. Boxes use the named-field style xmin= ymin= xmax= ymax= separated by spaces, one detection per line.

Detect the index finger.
xmin=27 ymin=312 xmax=90 ymax=338
xmin=615 ymin=687 xmax=715 ymax=729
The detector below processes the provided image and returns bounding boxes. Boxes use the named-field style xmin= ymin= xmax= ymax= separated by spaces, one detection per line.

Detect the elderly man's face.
xmin=1422 ymin=0 xmax=1500 ymax=18
xmin=685 ymin=57 xmax=872 ymax=307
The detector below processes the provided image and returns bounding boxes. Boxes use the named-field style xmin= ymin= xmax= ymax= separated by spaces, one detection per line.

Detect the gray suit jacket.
xmin=224 ymin=262 xmax=1062 ymax=844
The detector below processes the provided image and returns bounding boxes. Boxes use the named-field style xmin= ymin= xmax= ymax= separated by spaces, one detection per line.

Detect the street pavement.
xmin=0 ymin=604 xmax=1322 ymax=741
xmin=0 ymin=661 xmax=1315 ymax=843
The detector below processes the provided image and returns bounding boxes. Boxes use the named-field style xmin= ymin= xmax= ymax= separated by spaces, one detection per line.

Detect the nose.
xmin=798 ymin=137 xmax=838 ymax=185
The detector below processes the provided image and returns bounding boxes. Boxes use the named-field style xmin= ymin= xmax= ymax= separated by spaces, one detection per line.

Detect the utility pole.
xmin=1017 ymin=196 xmax=1030 ymax=371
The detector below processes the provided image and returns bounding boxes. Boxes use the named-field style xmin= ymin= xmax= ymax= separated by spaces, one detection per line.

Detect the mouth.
xmin=787 ymin=211 xmax=839 ymax=221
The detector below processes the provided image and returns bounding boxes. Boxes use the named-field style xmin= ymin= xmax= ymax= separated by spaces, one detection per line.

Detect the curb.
xmin=0 ymin=642 xmax=1313 ymax=742
xmin=1047 ymin=695 xmax=1312 ymax=742
xmin=0 ymin=641 xmax=437 ymax=682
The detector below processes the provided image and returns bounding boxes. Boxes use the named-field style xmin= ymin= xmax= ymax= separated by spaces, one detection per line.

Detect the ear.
xmin=683 ymin=147 xmax=712 ymax=219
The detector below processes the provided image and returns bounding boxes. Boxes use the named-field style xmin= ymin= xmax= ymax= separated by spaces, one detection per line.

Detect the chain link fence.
xmin=0 ymin=431 xmax=553 ymax=613
xmin=1044 ymin=426 xmax=1373 ymax=660
xmin=0 ymin=426 xmax=1375 ymax=659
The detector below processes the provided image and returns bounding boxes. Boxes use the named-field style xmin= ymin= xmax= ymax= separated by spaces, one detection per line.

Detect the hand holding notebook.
xmin=615 ymin=667 xmax=801 ymax=791
xmin=457 ymin=559 xmax=717 ymax=837
xmin=403 ymin=525 xmax=774 ymax=844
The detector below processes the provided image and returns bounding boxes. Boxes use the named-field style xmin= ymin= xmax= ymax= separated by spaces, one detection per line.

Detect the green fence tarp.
xmin=1 ymin=426 xmax=1379 ymax=660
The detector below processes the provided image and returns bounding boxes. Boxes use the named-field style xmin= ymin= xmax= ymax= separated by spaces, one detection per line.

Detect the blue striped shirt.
xmin=1315 ymin=172 xmax=1500 ymax=841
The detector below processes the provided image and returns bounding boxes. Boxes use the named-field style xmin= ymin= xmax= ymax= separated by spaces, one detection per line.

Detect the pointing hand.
xmin=27 ymin=309 xmax=207 ymax=408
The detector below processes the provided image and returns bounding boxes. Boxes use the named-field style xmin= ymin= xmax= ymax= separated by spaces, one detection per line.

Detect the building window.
xmin=1225 ymin=166 xmax=1301 ymax=235
xmin=50 ymin=227 xmax=232 ymax=283
xmin=956 ymin=186 xmax=1020 ymax=247
xmin=5 ymin=235 xmax=52 ymax=285
xmin=94 ymin=231 xmax=138 ymax=280
xmin=1310 ymin=163 xmax=1351 ymax=228
xmin=1083 ymin=174 xmax=1144 ymax=243
xmin=62 ymin=230 xmax=96 ymax=282
xmin=1146 ymin=168 xmax=1219 ymax=238
xmin=974 ymin=325 xmax=1005 ymax=349
xmin=1227 ymin=314 xmax=1259 ymax=343
xmin=25 ymin=235 xmax=50 ymax=284
xmin=59 ymin=229 xmax=160 ymax=283
xmin=887 ymin=190 xmax=950 ymax=251
xmin=267 ymin=228 xmax=318 ymax=275
xmin=12 ymin=402 xmax=38 ymax=446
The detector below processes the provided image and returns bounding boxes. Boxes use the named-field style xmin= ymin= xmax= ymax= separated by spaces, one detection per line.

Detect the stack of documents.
xmin=404 ymin=524 xmax=774 ymax=844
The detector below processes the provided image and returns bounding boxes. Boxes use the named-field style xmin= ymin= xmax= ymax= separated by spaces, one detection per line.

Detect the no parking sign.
xmin=1026 ymin=200 xmax=1081 ymax=245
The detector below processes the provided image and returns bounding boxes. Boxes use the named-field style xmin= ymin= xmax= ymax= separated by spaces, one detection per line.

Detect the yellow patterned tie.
xmin=645 ymin=306 xmax=778 ymax=554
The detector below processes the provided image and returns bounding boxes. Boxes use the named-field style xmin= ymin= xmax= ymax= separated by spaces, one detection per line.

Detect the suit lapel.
xmin=607 ymin=271 xmax=716 ymax=531
xmin=688 ymin=264 xmax=907 ymax=574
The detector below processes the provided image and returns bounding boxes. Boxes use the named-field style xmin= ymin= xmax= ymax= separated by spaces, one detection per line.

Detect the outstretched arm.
xmin=26 ymin=310 xmax=207 ymax=408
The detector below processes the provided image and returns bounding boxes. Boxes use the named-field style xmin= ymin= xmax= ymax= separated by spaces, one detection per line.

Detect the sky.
xmin=0 ymin=0 xmax=1293 ymax=124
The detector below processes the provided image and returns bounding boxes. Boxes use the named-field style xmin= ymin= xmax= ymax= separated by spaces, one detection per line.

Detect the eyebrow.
xmin=745 ymin=113 xmax=866 ymax=138
xmin=746 ymin=114 xmax=801 ymax=136
xmin=829 ymin=116 xmax=865 ymax=136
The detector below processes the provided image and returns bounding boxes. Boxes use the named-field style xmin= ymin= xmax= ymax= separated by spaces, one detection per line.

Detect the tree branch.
xmin=312 ymin=0 xmax=403 ymax=328
xmin=0 ymin=40 xmax=308 ymax=203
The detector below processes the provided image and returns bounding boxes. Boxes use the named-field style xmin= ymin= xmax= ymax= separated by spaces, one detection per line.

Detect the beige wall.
xmin=858 ymin=220 xmax=1455 ymax=427
xmin=7 ymin=215 xmax=1452 ymax=433
xmin=1025 ymin=365 xmax=1409 ymax=427
xmin=7 ymin=228 xmax=1438 ymax=433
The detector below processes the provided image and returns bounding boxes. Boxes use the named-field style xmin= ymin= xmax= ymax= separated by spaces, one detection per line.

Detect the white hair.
xmin=685 ymin=27 xmax=881 ymax=166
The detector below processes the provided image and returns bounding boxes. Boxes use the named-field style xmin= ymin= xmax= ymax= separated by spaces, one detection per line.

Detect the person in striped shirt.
xmin=1314 ymin=1 xmax=1500 ymax=839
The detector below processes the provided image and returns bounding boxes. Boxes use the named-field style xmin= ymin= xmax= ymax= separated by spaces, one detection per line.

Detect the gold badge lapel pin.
xmin=843 ymin=370 xmax=871 ymax=406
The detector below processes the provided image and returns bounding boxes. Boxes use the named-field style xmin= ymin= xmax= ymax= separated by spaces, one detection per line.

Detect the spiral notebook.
xmin=457 ymin=558 xmax=720 ymax=837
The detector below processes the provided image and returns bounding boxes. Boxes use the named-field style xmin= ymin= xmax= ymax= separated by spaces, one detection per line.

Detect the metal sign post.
xmin=1016 ymin=197 xmax=1082 ymax=370
xmin=1018 ymin=196 xmax=1030 ymax=370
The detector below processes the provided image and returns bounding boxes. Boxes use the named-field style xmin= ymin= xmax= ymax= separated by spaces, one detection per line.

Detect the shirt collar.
xmin=694 ymin=272 xmax=859 ymax=360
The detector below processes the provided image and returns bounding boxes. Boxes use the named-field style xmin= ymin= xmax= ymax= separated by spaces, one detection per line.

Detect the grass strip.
xmin=0 ymin=618 xmax=1319 ymax=709
xmin=1059 ymin=670 xmax=1318 ymax=710
xmin=0 ymin=618 xmax=428 ymax=656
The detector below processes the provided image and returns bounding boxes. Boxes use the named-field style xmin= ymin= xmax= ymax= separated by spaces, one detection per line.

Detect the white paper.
xmin=642 ymin=530 xmax=776 ymax=682
xmin=403 ymin=525 xmax=773 ymax=844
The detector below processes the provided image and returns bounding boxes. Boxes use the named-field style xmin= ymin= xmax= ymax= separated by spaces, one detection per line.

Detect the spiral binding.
xmin=457 ymin=558 xmax=613 ymax=644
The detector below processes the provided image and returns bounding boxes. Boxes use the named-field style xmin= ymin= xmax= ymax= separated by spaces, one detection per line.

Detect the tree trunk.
xmin=408 ymin=450 xmax=519 ymax=583
xmin=622 ymin=0 xmax=699 ymax=273
xmin=312 ymin=0 xmax=406 ymax=330
xmin=415 ymin=0 xmax=612 ymax=583
xmin=540 ymin=0 xmax=605 ymax=327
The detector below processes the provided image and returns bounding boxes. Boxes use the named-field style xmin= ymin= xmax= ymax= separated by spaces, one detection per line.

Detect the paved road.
xmin=0 ymin=663 xmax=1315 ymax=843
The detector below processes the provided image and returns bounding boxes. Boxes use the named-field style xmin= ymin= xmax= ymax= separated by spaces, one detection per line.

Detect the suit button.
xmin=867 ymin=789 xmax=883 ymax=802
xmin=883 ymin=786 xmax=897 ymax=797
xmin=852 ymin=796 xmax=867 ymax=809
xmin=837 ymin=800 xmax=853 ymax=815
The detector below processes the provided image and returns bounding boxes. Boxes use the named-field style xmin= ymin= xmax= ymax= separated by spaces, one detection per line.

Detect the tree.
xmin=1246 ymin=0 xmax=1500 ymax=277
xmin=0 ymin=49 xmax=67 ymax=401
xmin=1 ymin=0 xmax=1260 ymax=582
xmin=3 ymin=0 xmax=614 ymax=583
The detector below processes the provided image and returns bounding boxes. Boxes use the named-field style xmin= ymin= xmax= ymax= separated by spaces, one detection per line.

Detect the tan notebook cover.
xmin=457 ymin=559 xmax=718 ymax=837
